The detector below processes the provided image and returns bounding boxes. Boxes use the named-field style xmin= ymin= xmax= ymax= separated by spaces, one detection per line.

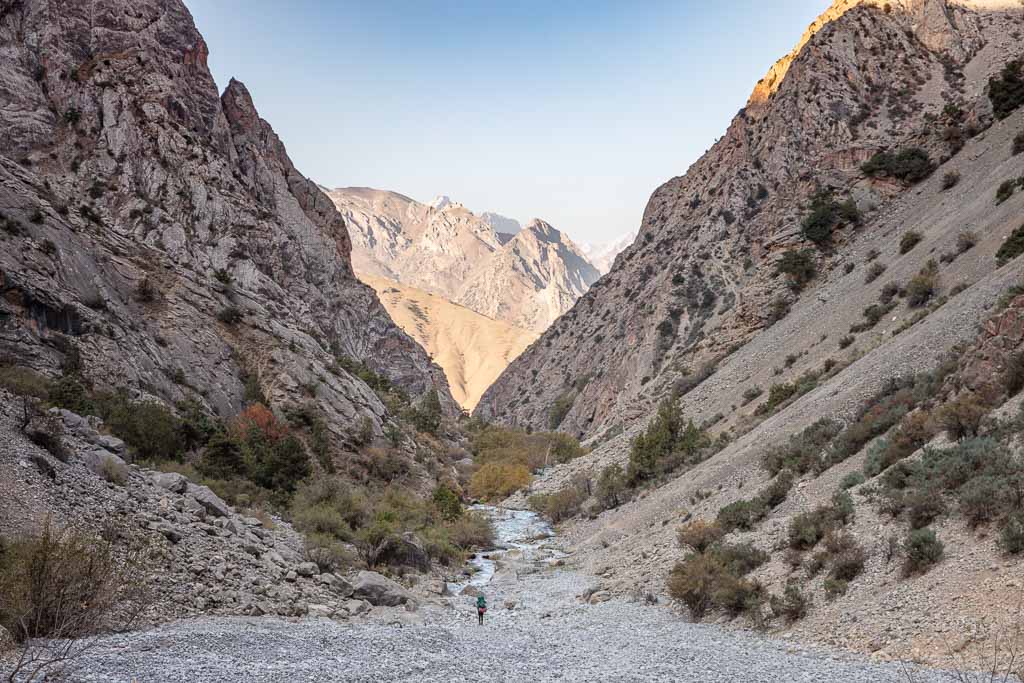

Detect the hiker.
xmin=476 ymin=594 xmax=487 ymax=625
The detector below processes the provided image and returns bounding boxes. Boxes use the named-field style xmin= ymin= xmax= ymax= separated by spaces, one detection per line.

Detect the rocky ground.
xmin=50 ymin=515 xmax=982 ymax=683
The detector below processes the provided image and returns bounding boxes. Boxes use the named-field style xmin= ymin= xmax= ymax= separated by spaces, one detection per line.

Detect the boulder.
xmin=342 ymin=599 xmax=372 ymax=617
xmin=96 ymin=434 xmax=126 ymax=455
xmin=588 ymin=591 xmax=612 ymax=605
xmin=153 ymin=472 xmax=188 ymax=495
xmin=182 ymin=496 xmax=207 ymax=520
xmin=377 ymin=533 xmax=430 ymax=572
xmin=306 ymin=604 xmax=333 ymax=618
xmin=295 ymin=562 xmax=318 ymax=578
xmin=186 ymin=484 xmax=231 ymax=518
xmin=352 ymin=570 xmax=414 ymax=607
xmin=459 ymin=585 xmax=483 ymax=598
xmin=148 ymin=522 xmax=182 ymax=544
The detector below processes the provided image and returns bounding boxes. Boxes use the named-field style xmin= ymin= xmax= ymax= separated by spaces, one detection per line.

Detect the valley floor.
xmin=64 ymin=535 xmax=961 ymax=682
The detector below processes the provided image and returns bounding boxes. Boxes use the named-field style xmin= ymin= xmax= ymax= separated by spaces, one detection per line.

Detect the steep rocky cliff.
xmin=328 ymin=187 xmax=600 ymax=333
xmin=477 ymin=0 xmax=1024 ymax=438
xmin=0 ymin=0 xmax=452 ymax=438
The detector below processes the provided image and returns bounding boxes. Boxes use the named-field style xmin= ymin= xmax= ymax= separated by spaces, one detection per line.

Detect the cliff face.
xmin=328 ymin=187 xmax=600 ymax=334
xmin=476 ymin=0 xmax=1024 ymax=437
xmin=0 ymin=0 xmax=452 ymax=436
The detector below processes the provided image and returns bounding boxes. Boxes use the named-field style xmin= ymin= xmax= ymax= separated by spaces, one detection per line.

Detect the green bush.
xmin=941 ymin=171 xmax=960 ymax=190
xmin=0 ymin=366 xmax=52 ymax=399
xmin=717 ymin=499 xmax=763 ymax=533
xmin=761 ymin=418 xmax=841 ymax=476
xmin=996 ymin=178 xmax=1023 ymax=205
xmin=1000 ymin=512 xmax=1024 ymax=554
xmin=776 ymin=249 xmax=817 ymax=288
xmin=432 ymin=484 xmax=463 ymax=521
xmin=529 ymin=484 xmax=587 ymax=523
xmin=787 ymin=492 xmax=853 ymax=550
xmin=755 ymin=371 xmax=819 ymax=417
xmin=905 ymin=260 xmax=939 ymax=308
xmin=861 ymin=148 xmax=935 ymax=183
xmin=865 ymin=262 xmax=887 ymax=284
xmin=103 ymin=397 xmax=185 ymax=462
xmin=770 ymin=583 xmax=810 ymax=623
xmin=989 ymin=58 xmax=1024 ymax=120
xmin=935 ymin=393 xmax=987 ymax=440
xmin=595 ymin=463 xmax=627 ymax=510
xmin=902 ymin=528 xmax=944 ymax=576
xmin=840 ymin=471 xmax=866 ymax=490
xmin=548 ymin=391 xmax=576 ymax=429
xmin=628 ymin=397 xmax=709 ymax=484
xmin=666 ymin=543 xmax=767 ymax=621
xmin=899 ymin=231 xmax=923 ymax=254
xmin=801 ymin=191 xmax=860 ymax=246
xmin=408 ymin=389 xmax=443 ymax=435
xmin=996 ymin=224 xmax=1024 ymax=266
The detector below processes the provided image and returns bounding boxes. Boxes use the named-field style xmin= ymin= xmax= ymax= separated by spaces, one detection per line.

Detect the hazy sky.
xmin=185 ymin=1 xmax=827 ymax=245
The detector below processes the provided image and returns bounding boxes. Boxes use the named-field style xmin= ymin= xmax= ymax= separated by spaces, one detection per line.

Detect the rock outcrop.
xmin=0 ymin=0 xmax=452 ymax=442
xmin=476 ymin=0 xmax=1024 ymax=438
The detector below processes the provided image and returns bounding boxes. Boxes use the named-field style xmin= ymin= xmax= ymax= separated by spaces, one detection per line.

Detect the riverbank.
xmin=31 ymin=507 xmax=975 ymax=682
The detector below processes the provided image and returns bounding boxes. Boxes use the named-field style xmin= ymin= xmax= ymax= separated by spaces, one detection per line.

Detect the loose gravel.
xmin=63 ymin=562 xmax=962 ymax=682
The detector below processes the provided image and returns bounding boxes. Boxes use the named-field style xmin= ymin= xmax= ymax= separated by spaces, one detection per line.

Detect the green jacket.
xmin=476 ymin=596 xmax=486 ymax=609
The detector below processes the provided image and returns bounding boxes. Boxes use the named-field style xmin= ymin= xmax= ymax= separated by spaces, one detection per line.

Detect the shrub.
xmin=101 ymin=397 xmax=184 ymax=462
xmin=935 ymin=393 xmax=987 ymax=440
xmin=432 ymin=484 xmax=463 ymax=521
xmin=770 ymin=583 xmax=810 ymax=623
xmin=217 ymin=306 xmax=243 ymax=325
xmin=862 ymin=148 xmax=935 ymax=183
xmin=742 ymin=386 xmax=763 ymax=405
xmin=988 ymin=58 xmax=1024 ymax=120
xmin=0 ymin=522 xmax=150 ymax=645
xmin=801 ymin=191 xmax=860 ymax=246
xmin=902 ymin=528 xmax=944 ymax=576
xmin=135 ymin=277 xmax=156 ymax=303
xmin=99 ymin=456 xmax=129 ymax=486
xmin=761 ymin=418 xmax=841 ymax=476
xmin=468 ymin=462 xmax=531 ymax=501
xmin=865 ymin=262 xmax=887 ymax=284
xmin=905 ymin=489 xmax=947 ymax=529
xmin=755 ymin=371 xmax=819 ymax=417
xmin=1014 ymin=131 xmax=1024 ymax=156
xmin=628 ymin=397 xmax=709 ymax=483
xmin=666 ymin=553 xmax=725 ymax=620
xmin=446 ymin=512 xmax=495 ymax=550
xmin=1000 ymin=512 xmax=1024 ymax=554
xmin=840 ymin=471 xmax=866 ymax=490
xmin=595 ymin=463 xmax=627 ymax=510
xmin=996 ymin=178 xmax=1022 ymax=204
xmin=788 ymin=492 xmax=853 ymax=550
xmin=548 ymin=391 xmax=576 ymax=429
xmin=0 ymin=365 xmax=52 ymax=399
xmin=838 ymin=335 xmax=855 ymax=349
xmin=996 ymin=224 xmax=1024 ymax=266
xmin=827 ymin=541 xmax=867 ymax=583
xmin=678 ymin=519 xmax=724 ymax=553
xmin=954 ymin=231 xmax=977 ymax=254
xmin=941 ymin=171 xmax=960 ymax=190
xmin=715 ymin=542 xmax=769 ymax=576
xmin=776 ymin=249 xmax=817 ymax=288
xmin=905 ymin=260 xmax=939 ymax=307
xmin=1004 ymin=351 xmax=1024 ymax=397
xmin=958 ymin=476 xmax=1010 ymax=527
xmin=717 ymin=499 xmax=763 ymax=533
xmin=304 ymin=533 xmax=352 ymax=573
xmin=529 ymin=484 xmax=587 ymax=523
xmin=899 ymin=231 xmax=923 ymax=254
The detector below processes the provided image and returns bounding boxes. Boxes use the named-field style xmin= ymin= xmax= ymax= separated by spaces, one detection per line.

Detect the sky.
xmin=184 ymin=1 xmax=828 ymax=245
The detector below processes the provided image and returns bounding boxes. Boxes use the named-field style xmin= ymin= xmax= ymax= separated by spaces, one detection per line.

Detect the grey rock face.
xmin=352 ymin=570 xmax=414 ymax=607
xmin=0 ymin=0 xmax=452 ymax=451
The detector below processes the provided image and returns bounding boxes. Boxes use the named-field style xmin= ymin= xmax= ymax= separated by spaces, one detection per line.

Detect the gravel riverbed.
xmin=55 ymin=507 xmax=971 ymax=683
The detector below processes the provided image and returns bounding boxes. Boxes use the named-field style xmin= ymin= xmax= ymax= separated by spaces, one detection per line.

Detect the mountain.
xmin=0 ymin=0 xmax=452 ymax=441
xmin=581 ymin=231 xmax=638 ymax=275
xmin=457 ymin=219 xmax=602 ymax=333
xmin=327 ymin=187 xmax=601 ymax=333
xmin=476 ymin=0 xmax=1024 ymax=437
xmin=477 ymin=0 xmax=1024 ymax=666
xmin=361 ymin=274 xmax=538 ymax=410
xmin=480 ymin=211 xmax=522 ymax=244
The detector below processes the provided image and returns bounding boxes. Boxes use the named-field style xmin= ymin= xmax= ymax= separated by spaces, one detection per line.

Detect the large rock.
xmin=186 ymin=484 xmax=231 ymax=518
xmin=351 ymin=571 xmax=415 ymax=607
xmin=378 ymin=533 xmax=430 ymax=572
xmin=153 ymin=472 xmax=189 ymax=495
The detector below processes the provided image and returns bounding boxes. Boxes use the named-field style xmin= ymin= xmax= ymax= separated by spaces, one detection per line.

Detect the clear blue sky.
xmin=184 ymin=1 xmax=827 ymax=245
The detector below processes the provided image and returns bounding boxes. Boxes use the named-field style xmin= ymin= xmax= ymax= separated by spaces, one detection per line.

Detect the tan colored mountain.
xmin=362 ymin=274 xmax=537 ymax=410
xmin=327 ymin=188 xmax=601 ymax=333
xmin=479 ymin=0 xmax=1024 ymax=668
